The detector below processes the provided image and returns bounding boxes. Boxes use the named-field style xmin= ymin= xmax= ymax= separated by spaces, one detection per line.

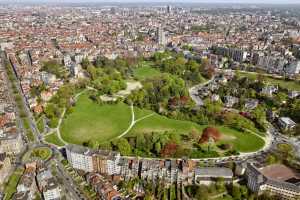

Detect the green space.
xmin=60 ymin=94 xmax=132 ymax=144
xmin=133 ymin=63 xmax=162 ymax=80
xmin=45 ymin=132 xmax=65 ymax=147
xmin=23 ymin=147 xmax=52 ymax=162
xmin=3 ymin=168 xmax=24 ymax=200
xmin=37 ymin=117 xmax=45 ymax=133
xmin=130 ymin=107 xmax=204 ymax=136
xmin=239 ymin=71 xmax=300 ymax=91
xmin=23 ymin=118 xmax=35 ymax=142
xmin=215 ymin=126 xmax=265 ymax=152
xmin=130 ymin=110 xmax=265 ymax=153
xmin=60 ymin=94 xmax=264 ymax=153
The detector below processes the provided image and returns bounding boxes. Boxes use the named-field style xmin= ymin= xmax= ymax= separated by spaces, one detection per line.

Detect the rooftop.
xmin=260 ymin=164 xmax=300 ymax=182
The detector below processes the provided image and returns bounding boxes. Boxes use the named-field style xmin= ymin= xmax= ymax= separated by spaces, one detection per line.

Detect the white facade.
xmin=43 ymin=187 xmax=61 ymax=200
xmin=66 ymin=147 xmax=94 ymax=172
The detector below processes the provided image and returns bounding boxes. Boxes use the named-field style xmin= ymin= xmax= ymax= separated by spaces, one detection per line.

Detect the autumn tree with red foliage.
xmin=160 ymin=142 xmax=178 ymax=157
xmin=199 ymin=127 xmax=221 ymax=144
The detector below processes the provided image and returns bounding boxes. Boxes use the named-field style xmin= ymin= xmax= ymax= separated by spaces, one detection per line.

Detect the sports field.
xmin=59 ymin=94 xmax=265 ymax=153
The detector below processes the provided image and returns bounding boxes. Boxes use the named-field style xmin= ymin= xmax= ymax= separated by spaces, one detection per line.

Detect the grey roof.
xmin=195 ymin=167 xmax=233 ymax=178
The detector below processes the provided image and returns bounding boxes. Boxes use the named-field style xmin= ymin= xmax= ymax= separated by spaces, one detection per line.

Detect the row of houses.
xmin=211 ymin=46 xmax=300 ymax=76
xmin=0 ymin=58 xmax=24 ymax=156
xmin=13 ymin=161 xmax=61 ymax=200
xmin=0 ymin=58 xmax=23 ymax=185
xmin=66 ymin=144 xmax=233 ymax=187
xmin=66 ymin=144 xmax=300 ymax=200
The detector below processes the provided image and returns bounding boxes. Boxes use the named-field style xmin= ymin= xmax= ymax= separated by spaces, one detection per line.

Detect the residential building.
xmin=194 ymin=167 xmax=233 ymax=185
xmin=0 ymin=153 xmax=11 ymax=184
xmin=0 ymin=131 xmax=23 ymax=155
xmin=246 ymin=163 xmax=300 ymax=200
xmin=13 ymin=163 xmax=38 ymax=200
xmin=278 ymin=117 xmax=297 ymax=131
xmin=36 ymin=169 xmax=61 ymax=200
xmin=66 ymin=144 xmax=94 ymax=172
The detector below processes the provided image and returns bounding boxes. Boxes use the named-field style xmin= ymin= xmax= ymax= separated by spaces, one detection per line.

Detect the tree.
xmin=231 ymin=185 xmax=242 ymax=200
xmin=112 ymin=138 xmax=132 ymax=155
xmin=81 ymin=57 xmax=90 ymax=69
xmin=154 ymin=142 xmax=162 ymax=154
xmin=195 ymin=185 xmax=209 ymax=200
xmin=266 ymin=154 xmax=278 ymax=164
xmin=136 ymin=134 xmax=146 ymax=151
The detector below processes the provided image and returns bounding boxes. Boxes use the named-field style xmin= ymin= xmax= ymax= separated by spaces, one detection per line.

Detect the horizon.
xmin=1 ymin=0 xmax=300 ymax=5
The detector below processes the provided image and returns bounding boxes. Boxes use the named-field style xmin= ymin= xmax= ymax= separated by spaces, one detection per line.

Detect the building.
xmin=157 ymin=26 xmax=166 ymax=46
xmin=66 ymin=144 xmax=94 ymax=172
xmin=194 ymin=167 xmax=233 ymax=185
xmin=246 ymin=163 xmax=300 ymax=200
xmin=92 ymin=150 xmax=121 ymax=175
xmin=224 ymin=96 xmax=239 ymax=108
xmin=215 ymin=46 xmax=247 ymax=62
xmin=66 ymin=144 xmax=121 ymax=174
xmin=0 ymin=131 xmax=23 ymax=155
xmin=0 ymin=153 xmax=11 ymax=184
xmin=13 ymin=163 xmax=38 ymax=200
xmin=261 ymin=85 xmax=278 ymax=97
xmin=244 ymin=99 xmax=259 ymax=110
xmin=286 ymin=61 xmax=300 ymax=75
xmin=278 ymin=117 xmax=297 ymax=131
xmin=36 ymin=169 xmax=61 ymax=200
xmin=86 ymin=173 xmax=121 ymax=200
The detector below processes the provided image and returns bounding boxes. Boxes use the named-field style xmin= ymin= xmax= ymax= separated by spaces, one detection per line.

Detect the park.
xmin=59 ymin=93 xmax=265 ymax=155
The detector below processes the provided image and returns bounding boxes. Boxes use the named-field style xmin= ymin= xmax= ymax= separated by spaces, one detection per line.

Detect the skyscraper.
xmin=157 ymin=26 xmax=166 ymax=46
xmin=167 ymin=5 xmax=172 ymax=14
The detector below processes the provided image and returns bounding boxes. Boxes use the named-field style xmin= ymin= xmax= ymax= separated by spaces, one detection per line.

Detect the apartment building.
xmin=246 ymin=163 xmax=300 ymax=200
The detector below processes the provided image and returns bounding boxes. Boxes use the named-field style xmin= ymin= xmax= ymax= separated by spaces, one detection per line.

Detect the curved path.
xmin=187 ymin=76 xmax=274 ymax=160
xmin=56 ymin=108 xmax=67 ymax=145
xmin=117 ymin=104 xmax=154 ymax=139
xmin=117 ymin=104 xmax=135 ymax=138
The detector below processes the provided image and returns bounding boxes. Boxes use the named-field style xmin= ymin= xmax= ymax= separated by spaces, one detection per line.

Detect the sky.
xmin=2 ymin=0 xmax=300 ymax=4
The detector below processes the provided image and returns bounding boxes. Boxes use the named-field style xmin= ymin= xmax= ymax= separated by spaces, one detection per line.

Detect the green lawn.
xmin=60 ymin=94 xmax=265 ymax=153
xmin=60 ymin=94 xmax=132 ymax=145
xmin=130 ymin=107 xmax=204 ymax=136
xmin=3 ymin=168 xmax=24 ymax=200
xmin=37 ymin=117 xmax=45 ymax=133
xmin=239 ymin=71 xmax=300 ymax=91
xmin=215 ymin=126 xmax=265 ymax=152
xmin=131 ymin=108 xmax=265 ymax=152
xmin=133 ymin=63 xmax=162 ymax=80
xmin=23 ymin=118 xmax=35 ymax=142
xmin=45 ymin=132 xmax=65 ymax=147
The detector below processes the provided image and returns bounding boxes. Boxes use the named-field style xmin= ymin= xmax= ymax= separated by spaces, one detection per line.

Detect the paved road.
xmin=55 ymin=158 xmax=86 ymax=200
xmin=188 ymin=78 xmax=214 ymax=106
xmin=1 ymin=51 xmax=42 ymax=144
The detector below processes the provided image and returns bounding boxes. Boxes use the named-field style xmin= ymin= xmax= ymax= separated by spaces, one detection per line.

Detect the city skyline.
xmin=2 ymin=0 xmax=300 ymax=5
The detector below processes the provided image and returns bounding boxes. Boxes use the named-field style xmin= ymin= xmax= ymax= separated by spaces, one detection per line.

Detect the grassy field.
xmin=45 ymin=132 xmax=65 ymax=147
xmin=131 ymin=107 xmax=264 ymax=152
xmin=60 ymin=94 xmax=265 ymax=153
xmin=60 ymin=94 xmax=132 ymax=144
xmin=3 ymin=168 xmax=24 ymax=200
xmin=133 ymin=62 xmax=162 ymax=80
xmin=130 ymin=107 xmax=204 ymax=136
xmin=239 ymin=71 xmax=300 ymax=91
xmin=37 ymin=117 xmax=45 ymax=133
xmin=215 ymin=126 xmax=265 ymax=152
